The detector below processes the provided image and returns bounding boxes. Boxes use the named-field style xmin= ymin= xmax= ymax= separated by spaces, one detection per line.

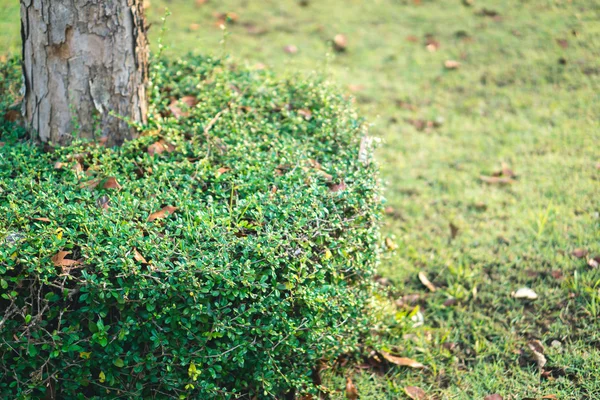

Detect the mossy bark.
xmin=20 ymin=0 xmax=149 ymax=146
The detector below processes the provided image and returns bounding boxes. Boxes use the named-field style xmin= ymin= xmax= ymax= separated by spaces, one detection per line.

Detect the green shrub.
xmin=0 ymin=55 xmax=381 ymax=399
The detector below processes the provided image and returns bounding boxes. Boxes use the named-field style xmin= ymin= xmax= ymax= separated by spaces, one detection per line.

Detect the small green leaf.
xmin=113 ymin=358 xmax=124 ymax=368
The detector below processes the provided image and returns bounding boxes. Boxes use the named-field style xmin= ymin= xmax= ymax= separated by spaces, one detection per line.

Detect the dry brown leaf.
xmin=449 ymin=222 xmax=459 ymax=240
xmin=283 ymin=45 xmax=298 ymax=54
xmin=404 ymin=386 xmax=427 ymax=399
xmin=406 ymin=118 xmax=441 ymax=132
xmin=217 ymin=167 xmax=231 ymax=174
xmin=73 ymin=162 xmax=84 ymax=174
xmin=148 ymin=205 xmax=178 ymax=222
xmin=588 ymin=256 xmax=600 ymax=268
xmin=244 ymin=23 xmax=268 ymax=35
xmin=480 ymin=175 xmax=515 ymax=185
xmin=418 ymin=271 xmax=437 ymax=292
xmin=443 ymin=298 xmax=457 ymax=307
xmin=380 ymin=351 xmax=424 ymax=368
xmin=425 ymin=35 xmax=440 ymax=52
xmin=571 ymin=248 xmax=588 ymax=259
xmin=103 ymin=177 xmax=121 ymax=190
xmin=333 ymin=34 xmax=348 ymax=52
xmin=147 ymin=140 xmax=175 ymax=156
xmin=196 ymin=0 xmax=208 ymax=5
xmin=80 ymin=178 xmax=101 ymax=190
xmin=4 ymin=110 xmax=21 ymax=122
xmin=541 ymin=395 xmax=558 ymax=400
xmin=551 ymin=270 xmax=563 ymax=280
xmin=484 ymin=395 xmax=503 ymax=400
xmin=528 ymin=339 xmax=547 ymax=369
xmin=345 ymin=377 xmax=358 ymax=400
xmin=298 ymin=109 xmax=312 ymax=120
xmin=33 ymin=217 xmax=52 ymax=223
xmin=52 ymin=251 xmax=81 ymax=267
xmin=133 ymin=248 xmax=148 ymax=264
xmin=169 ymin=96 xmax=197 ymax=119
xmin=329 ymin=181 xmax=347 ymax=192
xmin=384 ymin=237 xmax=398 ymax=251
xmin=444 ymin=60 xmax=460 ymax=69
xmin=494 ymin=162 xmax=516 ymax=178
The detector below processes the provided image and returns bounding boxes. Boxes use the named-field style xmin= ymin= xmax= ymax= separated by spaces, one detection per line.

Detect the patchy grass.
xmin=1 ymin=0 xmax=600 ymax=398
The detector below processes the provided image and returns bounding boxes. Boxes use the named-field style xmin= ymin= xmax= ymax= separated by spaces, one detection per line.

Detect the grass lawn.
xmin=2 ymin=0 xmax=600 ymax=398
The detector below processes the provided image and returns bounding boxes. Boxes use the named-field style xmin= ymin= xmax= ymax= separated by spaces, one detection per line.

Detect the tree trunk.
xmin=20 ymin=0 xmax=149 ymax=146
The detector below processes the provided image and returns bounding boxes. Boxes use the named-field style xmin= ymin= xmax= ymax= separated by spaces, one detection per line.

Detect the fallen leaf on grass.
xmin=169 ymin=96 xmax=197 ymax=119
xmin=147 ymin=140 xmax=175 ymax=156
xmin=283 ymin=45 xmax=298 ymax=54
xmin=380 ymin=351 xmax=424 ymax=368
xmin=406 ymin=118 xmax=441 ymax=132
xmin=217 ymin=167 xmax=231 ymax=175
xmin=333 ymin=34 xmax=348 ymax=52
xmin=541 ymin=395 xmax=558 ymax=400
xmin=444 ymin=60 xmax=460 ymax=69
xmin=449 ymin=222 xmax=459 ymax=240
xmin=345 ymin=377 xmax=358 ymax=399
xmin=571 ymin=248 xmax=588 ymax=258
xmin=189 ymin=23 xmax=200 ymax=31
xmin=3 ymin=110 xmax=21 ymax=122
xmin=148 ymin=205 xmax=178 ymax=222
xmin=477 ymin=8 xmax=501 ymax=18
xmin=213 ymin=11 xmax=238 ymax=26
xmin=195 ymin=0 xmax=208 ymax=5
xmin=244 ymin=23 xmax=268 ymax=35
xmin=418 ymin=271 xmax=437 ymax=292
xmin=80 ymin=178 xmax=101 ymax=190
xmin=528 ymin=339 xmax=547 ymax=369
xmin=551 ymin=270 xmax=563 ymax=280
xmin=32 ymin=217 xmax=51 ymax=223
xmin=443 ymin=298 xmax=457 ymax=307
xmin=491 ymin=162 xmax=516 ymax=178
xmin=480 ymin=175 xmax=515 ymax=185
xmin=133 ymin=248 xmax=148 ymax=264
xmin=103 ymin=177 xmax=121 ymax=190
xmin=588 ymin=256 xmax=600 ymax=268
xmin=297 ymin=109 xmax=312 ymax=120
xmin=329 ymin=181 xmax=347 ymax=192
xmin=556 ymin=38 xmax=568 ymax=49
xmin=404 ymin=386 xmax=427 ymax=399
xmin=512 ymin=287 xmax=538 ymax=300
xmin=52 ymin=251 xmax=81 ymax=267
xmin=425 ymin=35 xmax=440 ymax=52
xmin=384 ymin=237 xmax=398 ymax=251
xmin=484 ymin=395 xmax=503 ymax=400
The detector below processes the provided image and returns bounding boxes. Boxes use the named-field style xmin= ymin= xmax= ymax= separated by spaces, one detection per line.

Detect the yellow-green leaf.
xmin=99 ymin=371 xmax=106 ymax=383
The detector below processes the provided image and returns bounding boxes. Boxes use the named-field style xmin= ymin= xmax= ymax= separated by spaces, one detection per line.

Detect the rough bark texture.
xmin=21 ymin=0 xmax=148 ymax=146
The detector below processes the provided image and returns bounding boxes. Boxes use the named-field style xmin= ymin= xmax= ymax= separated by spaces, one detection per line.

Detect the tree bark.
xmin=20 ymin=0 xmax=149 ymax=146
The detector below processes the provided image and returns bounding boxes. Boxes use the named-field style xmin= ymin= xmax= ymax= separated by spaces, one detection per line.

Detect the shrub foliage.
xmin=0 ymin=56 xmax=381 ymax=398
